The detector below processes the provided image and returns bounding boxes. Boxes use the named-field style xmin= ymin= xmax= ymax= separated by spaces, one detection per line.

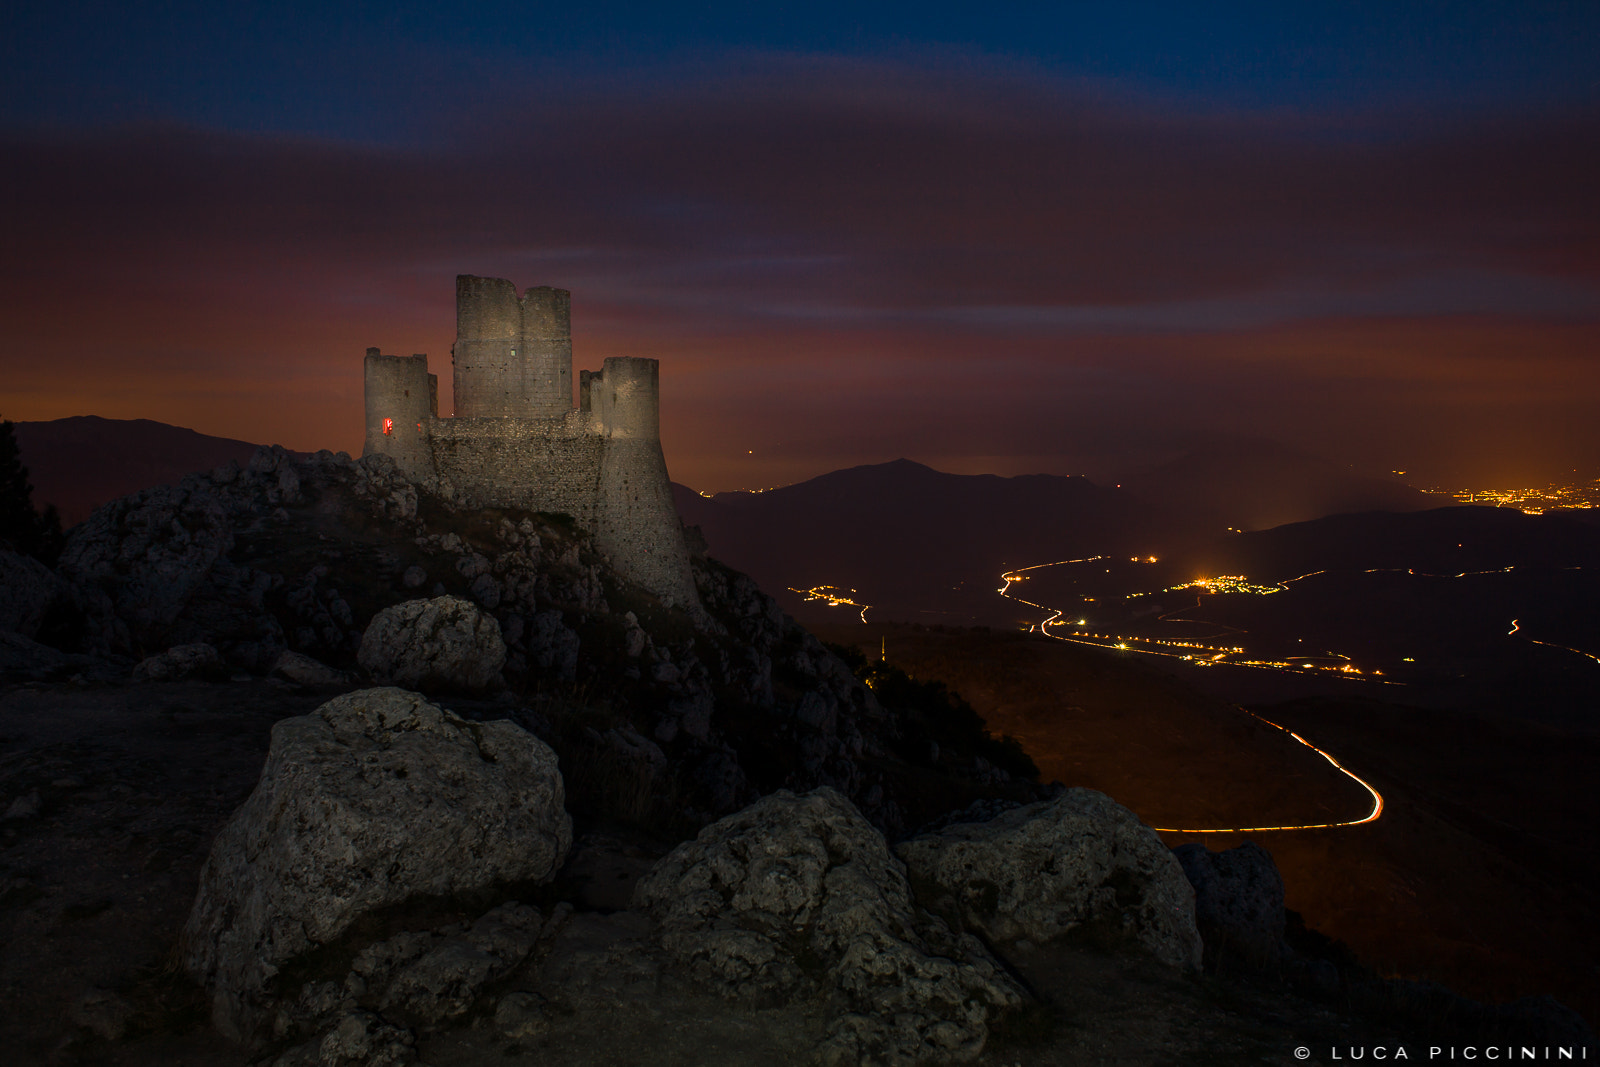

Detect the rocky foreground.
xmin=1 ymin=447 xmax=1593 ymax=1064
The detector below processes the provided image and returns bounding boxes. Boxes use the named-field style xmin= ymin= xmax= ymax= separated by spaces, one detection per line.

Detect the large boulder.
xmin=0 ymin=550 xmax=64 ymax=638
xmin=57 ymin=482 xmax=235 ymax=649
xmin=357 ymin=596 xmax=505 ymax=693
xmin=896 ymin=788 xmax=1202 ymax=971
xmin=180 ymin=687 xmax=571 ymax=1043
xmin=1173 ymin=840 xmax=1286 ymax=973
xmin=633 ymin=787 xmax=1026 ymax=1065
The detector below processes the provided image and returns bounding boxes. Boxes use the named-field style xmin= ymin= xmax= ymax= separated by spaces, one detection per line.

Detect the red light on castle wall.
xmin=382 ymin=418 xmax=393 ymax=435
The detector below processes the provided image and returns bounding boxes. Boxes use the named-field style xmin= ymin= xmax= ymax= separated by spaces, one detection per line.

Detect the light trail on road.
xmin=998 ymin=559 xmax=1380 ymax=678
xmin=1147 ymin=707 xmax=1385 ymax=834
xmin=1509 ymin=619 xmax=1600 ymax=666
xmin=999 ymin=557 xmax=1387 ymax=832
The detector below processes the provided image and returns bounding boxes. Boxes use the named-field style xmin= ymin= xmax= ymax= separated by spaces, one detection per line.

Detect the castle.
xmin=362 ymin=276 xmax=698 ymax=609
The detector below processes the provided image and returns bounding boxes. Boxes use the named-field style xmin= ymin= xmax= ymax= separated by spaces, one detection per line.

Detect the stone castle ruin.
xmin=363 ymin=275 xmax=697 ymax=608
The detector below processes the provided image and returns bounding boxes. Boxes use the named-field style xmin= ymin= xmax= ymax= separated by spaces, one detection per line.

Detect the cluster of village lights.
xmin=790 ymin=585 xmax=872 ymax=624
xmin=1422 ymin=479 xmax=1600 ymax=514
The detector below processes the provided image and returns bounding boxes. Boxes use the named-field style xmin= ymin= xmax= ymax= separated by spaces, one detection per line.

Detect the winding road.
xmin=997 ymin=557 xmax=1387 ymax=833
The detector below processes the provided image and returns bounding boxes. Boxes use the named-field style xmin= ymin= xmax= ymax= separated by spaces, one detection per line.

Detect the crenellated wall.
xmin=362 ymin=278 xmax=698 ymax=610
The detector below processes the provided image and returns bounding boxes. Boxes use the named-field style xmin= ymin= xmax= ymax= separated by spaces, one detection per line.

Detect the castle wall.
xmin=591 ymin=358 xmax=698 ymax=607
xmin=363 ymin=350 xmax=434 ymax=480
xmin=425 ymin=413 xmax=605 ymax=524
xmin=363 ymin=277 xmax=700 ymax=611
xmin=520 ymin=286 xmax=573 ymax=417
xmin=452 ymin=276 xmax=572 ymax=418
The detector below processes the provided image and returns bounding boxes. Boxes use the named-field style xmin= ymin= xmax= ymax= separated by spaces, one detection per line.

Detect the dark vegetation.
xmin=0 ymin=417 xmax=64 ymax=564
xmin=824 ymin=641 xmax=1038 ymax=782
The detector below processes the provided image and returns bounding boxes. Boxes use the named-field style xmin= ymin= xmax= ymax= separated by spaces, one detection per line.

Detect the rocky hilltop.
xmin=0 ymin=447 xmax=1591 ymax=1064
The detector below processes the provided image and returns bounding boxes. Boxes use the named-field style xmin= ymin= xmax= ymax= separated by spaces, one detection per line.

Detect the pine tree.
xmin=0 ymin=418 xmax=63 ymax=563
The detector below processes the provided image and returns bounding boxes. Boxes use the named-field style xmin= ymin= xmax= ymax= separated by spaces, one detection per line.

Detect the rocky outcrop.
xmin=896 ymin=788 xmax=1202 ymax=971
xmin=57 ymin=479 xmax=236 ymax=651
xmin=132 ymin=642 xmax=223 ymax=682
xmin=1174 ymin=840 xmax=1286 ymax=973
xmin=271 ymin=649 xmax=356 ymax=688
xmin=356 ymin=596 xmax=505 ymax=693
xmin=633 ymin=787 xmax=1027 ymax=1064
xmin=0 ymin=550 xmax=65 ymax=638
xmin=180 ymin=688 xmax=571 ymax=1044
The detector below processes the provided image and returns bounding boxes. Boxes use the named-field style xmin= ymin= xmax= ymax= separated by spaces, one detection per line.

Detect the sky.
xmin=3 ymin=1 xmax=1598 ymax=491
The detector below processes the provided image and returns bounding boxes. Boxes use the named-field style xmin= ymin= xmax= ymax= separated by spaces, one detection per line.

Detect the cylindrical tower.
xmin=521 ymin=286 xmax=573 ymax=417
xmin=452 ymin=275 xmax=523 ymax=417
xmin=595 ymin=356 xmax=659 ymax=440
xmin=363 ymin=349 xmax=434 ymax=479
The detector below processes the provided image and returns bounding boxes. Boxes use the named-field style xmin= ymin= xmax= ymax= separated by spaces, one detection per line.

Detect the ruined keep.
xmin=363 ymin=276 xmax=698 ymax=609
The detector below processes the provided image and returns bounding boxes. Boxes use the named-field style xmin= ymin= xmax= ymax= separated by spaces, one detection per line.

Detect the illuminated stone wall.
xmin=452 ymin=276 xmax=573 ymax=418
xmin=362 ymin=279 xmax=697 ymax=610
xmin=363 ymin=350 xmax=437 ymax=477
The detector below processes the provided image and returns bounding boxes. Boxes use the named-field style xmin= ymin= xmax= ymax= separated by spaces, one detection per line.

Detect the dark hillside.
xmin=15 ymin=416 xmax=275 ymax=526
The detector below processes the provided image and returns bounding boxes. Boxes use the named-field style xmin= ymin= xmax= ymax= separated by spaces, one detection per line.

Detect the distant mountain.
xmin=1118 ymin=438 xmax=1430 ymax=532
xmin=675 ymin=458 xmax=1171 ymax=623
xmin=674 ymin=447 xmax=1440 ymax=625
xmin=14 ymin=416 xmax=276 ymax=525
xmin=1185 ymin=504 xmax=1600 ymax=580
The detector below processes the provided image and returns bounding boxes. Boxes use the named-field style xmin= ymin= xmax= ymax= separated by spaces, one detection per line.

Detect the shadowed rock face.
xmin=0 ymin=550 xmax=65 ymax=638
xmin=896 ymin=787 xmax=1203 ymax=972
xmin=1175 ymin=840 xmax=1287 ymax=974
xmin=356 ymin=596 xmax=506 ymax=694
xmin=179 ymin=687 xmax=570 ymax=1044
xmin=633 ymin=786 xmax=1027 ymax=1064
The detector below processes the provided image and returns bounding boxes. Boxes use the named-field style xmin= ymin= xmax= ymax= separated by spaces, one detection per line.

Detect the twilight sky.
xmin=3 ymin=2 xmax=1598 ymax=491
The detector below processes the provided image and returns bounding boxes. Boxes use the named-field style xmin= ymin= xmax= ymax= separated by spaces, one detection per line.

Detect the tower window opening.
xmin=382 ymin=417 xmax=394 ymax=435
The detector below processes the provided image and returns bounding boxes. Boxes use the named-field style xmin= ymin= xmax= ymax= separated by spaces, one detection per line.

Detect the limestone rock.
xmin=133 ymin=642 xmax=223 ymax=682
xmin=180 ymin=687 xmax=571 ymax=1043
xmin=4 ymin=790 xmax=41 ymax=820
xmin=68 ymin=987 xmax=137 ymax=1042
xmin=1174 ymin=840 xmax=1286 ymax=973
xmin=896 ymin=788 xmax=1202 ymax=971
xmin=356 ymin=596 xmax=505 ymax=693
xmin=0 ymin=550 xmax=64 ymax=638
xmin=525 ymin=609 xmax=579 ymax=680
xmin=491 ymin=990 xmax=548 ymax=1041
xmin=57 ymin=482 xmax=235 ymax=650
xmin=271 ymin=650 xmax=355 ymax=688
xmin=315 ymin=1010 xmax=415 ymax=1067
xmin=379 ymin=903 xmax=543 ymax=1025
xmin=634 ymin=787 xmax=1026 ymax=1064
xmin=0 ymin=631 xmax=68 ymax=680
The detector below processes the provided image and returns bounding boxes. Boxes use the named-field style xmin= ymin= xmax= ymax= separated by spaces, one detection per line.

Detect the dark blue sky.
xmin=3 ymin=2 xmax=1598 ymax=490
xmin=8 ymin=2 xmax=1598 ymax=137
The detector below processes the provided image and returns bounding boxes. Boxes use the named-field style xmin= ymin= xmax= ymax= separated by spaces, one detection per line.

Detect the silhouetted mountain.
xmin=1118 ymin=438 xmax=1430 ymax=532
xmin=676 ymin=459 xmax=1169 ymax=622
xmin=14 ymin=416 xmax=281 ymax=525
xmin=674 ymin=448 xmax=1436 ymax=624
xmin=1186 ymin=505 xmax=1600 ymax=580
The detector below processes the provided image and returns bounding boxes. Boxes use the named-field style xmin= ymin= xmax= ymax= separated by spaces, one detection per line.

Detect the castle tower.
xmin=452 ymin=276 xmax=572 ymax=418
xmin=363 ymin=349 xmax=435 ymax=480
xmin=365 ymin=277 xmax=700 ymax=614
xmin=592 ymin=357 xmax=698 ymax=607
